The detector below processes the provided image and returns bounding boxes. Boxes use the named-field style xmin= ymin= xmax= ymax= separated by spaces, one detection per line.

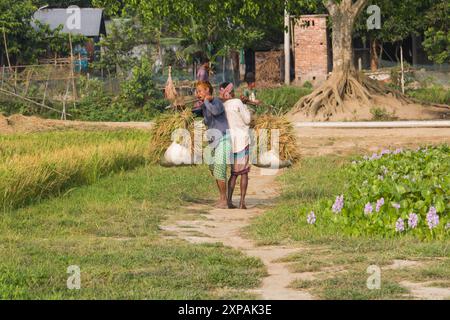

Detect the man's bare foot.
xmin=214 ymin=201 xmax=229 ymax=209
xmin=239 ymin=203 xmax=247 ymax=210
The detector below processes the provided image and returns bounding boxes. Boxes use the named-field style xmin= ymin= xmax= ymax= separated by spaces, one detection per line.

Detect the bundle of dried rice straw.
xmin=148 ymin=109 xmax=205 ymax=164
xmin=252 ymin=114 xmax=300 ymax=163
xmin=164 ymin=66 xmax=178 ymax=101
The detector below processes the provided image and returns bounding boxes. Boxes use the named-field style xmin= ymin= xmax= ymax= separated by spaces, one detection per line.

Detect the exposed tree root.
xmin=294 ymin=70 xmax=413 ymax=120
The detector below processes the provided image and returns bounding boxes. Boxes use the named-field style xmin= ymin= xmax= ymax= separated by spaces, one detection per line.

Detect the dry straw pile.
xmin=252 ymin=114 xmax=301 ymax=163
xmin=148 ymin=109 xmax=300 ymax=165
xmin=148 ymin=109 xmax=204 ymax=164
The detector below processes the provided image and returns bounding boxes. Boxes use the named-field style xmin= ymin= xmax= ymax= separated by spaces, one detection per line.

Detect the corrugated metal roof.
xmin=32 ymin=8 xmax=105 ymax=37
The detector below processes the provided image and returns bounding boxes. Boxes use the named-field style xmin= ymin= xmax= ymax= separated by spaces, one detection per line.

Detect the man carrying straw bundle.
xmin=195 ymin=81 xmax=232 ymax=209
xmin=219 ymin=82 xmax=252 ymax=210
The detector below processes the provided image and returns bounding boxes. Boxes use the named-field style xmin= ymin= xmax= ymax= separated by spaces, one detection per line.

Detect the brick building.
xmin=293 ymin=14 xmax=331 ymax=85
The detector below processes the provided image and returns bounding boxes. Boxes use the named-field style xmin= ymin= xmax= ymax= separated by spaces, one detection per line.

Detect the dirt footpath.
xmin=161 ymin=167 xmax=315 ymax=300
xmin=295 ymin=127 xmax=450 ymax=157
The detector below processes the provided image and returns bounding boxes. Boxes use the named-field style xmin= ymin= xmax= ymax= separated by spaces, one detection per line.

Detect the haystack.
xmin=148 ymin=109 xmax=205 ymax=164
xmin=252 ymin=114 xmax=300 ymax=163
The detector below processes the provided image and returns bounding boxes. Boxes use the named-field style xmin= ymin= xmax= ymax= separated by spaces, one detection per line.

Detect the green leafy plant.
xmin=302 ymin=145 xmax=450 ymax=241
xmin=370 ymin=107 xmax=398 ymax=121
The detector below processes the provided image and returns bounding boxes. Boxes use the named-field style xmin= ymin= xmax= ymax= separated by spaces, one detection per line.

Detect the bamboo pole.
xmin=14 ymin=67 xmax=17 ymax=93
xmin=41 ymin=73 xmax=50 ymax=106
xmin=68 ymin=33 xmax=78 ymax=100
xmin=0 ymin=87 xmax=71 ymax=116
xmin=62 ymin=79 xmax=70 ymax=120
xmin=400 ymin=46 xmax=405 ymax=94
xmin=2 ymin=29 xmax=12 ymax=73
xmin=1 ymin=66 xmax=4 ymax=89
xmin=284 ymin=5 xmax=290 ymax=85
xmin=290 ymin=17 xmax=296 ymax=70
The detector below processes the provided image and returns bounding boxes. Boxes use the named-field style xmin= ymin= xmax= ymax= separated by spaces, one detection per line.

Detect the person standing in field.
xmin=196 ymin=59 xmax=210 ymax=82
xmin=219 ymin=82 xmax=252 ymax=209
xmin=195 ymin=81 xmax=232 ymax=209
xmin=240 ymin=72 xmax=261 ymax=106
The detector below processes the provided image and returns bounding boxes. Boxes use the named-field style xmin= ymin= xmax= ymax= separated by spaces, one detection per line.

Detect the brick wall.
xmin=294 ymin=14 xmax=329 ymax=85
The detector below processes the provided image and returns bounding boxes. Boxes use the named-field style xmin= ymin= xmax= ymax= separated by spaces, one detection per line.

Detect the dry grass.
xmin=253 ymin=114 xmax=301 ymax=162
xmin=0 ymin=130 xmax=149 ymax=210
xmin=148 ymin=109 xmax=202 ymax=164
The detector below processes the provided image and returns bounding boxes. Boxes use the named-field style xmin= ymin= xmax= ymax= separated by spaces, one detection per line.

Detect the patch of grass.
xmin=0 ymin=165 xmax=266 ymax=299
xmin=425 ymin=282 xmax=450 ymax=289
xmin=314 ymin=271 xmax=409 ymax=300
xmin=407 ymin=85 xmax=450 ymax=105
xmin=246 ymin=155 xmax=449 ymax=299
xmin=255 ymin=86 xmax=313 ymax=115
xmin=0 ymin=130 xmax=151 ymax=210
xmin=370 ymin=107 xmax=398 ymax=121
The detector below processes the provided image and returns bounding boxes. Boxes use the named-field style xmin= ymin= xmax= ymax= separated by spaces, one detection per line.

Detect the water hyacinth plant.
xmin=426 ymin=207 xmax=440 ymax=230
xmin=332 ymin=195 xmax=344 ymax=214
xmin=303 ymin=145 xmax=449 ymax=240
xmin=395 ymin=218 xmax=405 ymax=232
xmin=408 ymin=213 xmax=418 ymax=229
xmin=307 ymin=211 xmax=316 ymax=225
xmin=376 ymin=198 xmax=385 ymax=212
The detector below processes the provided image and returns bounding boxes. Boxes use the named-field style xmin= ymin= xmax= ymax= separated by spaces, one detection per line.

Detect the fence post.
xmin=400 ymin=46 xmax=405 ymax=94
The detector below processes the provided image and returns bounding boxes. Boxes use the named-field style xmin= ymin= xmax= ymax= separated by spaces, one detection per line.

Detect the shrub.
xmin=370 ymin=107 xmax=398 ymax=121
xmin=74 ymin=59 xmax=168 ymax=122
xmin=301 ymin=145 xmax=449 ymax=241
xmin=255 ymin=86 xmax=312 ymax=115
xmin=407 ymin=85 xmax=450 ymax=105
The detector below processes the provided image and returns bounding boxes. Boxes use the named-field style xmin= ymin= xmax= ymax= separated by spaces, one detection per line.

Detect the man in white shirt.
xmin=219 ymin=82 xmax=252 ymax=209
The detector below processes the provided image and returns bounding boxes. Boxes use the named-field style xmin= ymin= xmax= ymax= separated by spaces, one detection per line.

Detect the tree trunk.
xmin=294 ymin=0 xmax=411 ymax=120
xmin=330 ymin=9 xmax=356 ymax=73
xmin=370 ymin=38 xmax=380 ymax=71
xmin=230 ymin=50 xmax=240 ymax=86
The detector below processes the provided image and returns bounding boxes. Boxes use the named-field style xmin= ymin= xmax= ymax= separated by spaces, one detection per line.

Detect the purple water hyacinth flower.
xmin=380 ymin=149 xmax=391 ymax=156
xmin=376 ymin=198 xmax=385 ymax=212
xmin=332 ymin=195 xmax=344 ymax=214
xmin=393 ymin=148 xmax=403 ymax=155
xmin=370 ymin=153 xmax=381 ymax=161
xmin=378 ymin=175 xmax=384 ymax=181
xmin=426 ymin=207 xmax=439 ymax=230
xmin=396 ymin=218 xmax=405 ymax=232
xmin=364 ymin=203 xmax=373 ymax=215
xmin=392 ymin=203 xmax=401 ymax=210
xmin=408 ymin=213 xmax=418 ymax=229
xmin=307 ymin=211 xmax=316 ymax=225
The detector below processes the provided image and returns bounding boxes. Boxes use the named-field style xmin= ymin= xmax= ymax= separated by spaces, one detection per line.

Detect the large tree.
xmin=294 ymin=0 xmax=411 ymax=120
xmin=422 ymin=0 xmax=450 ymax=64
xmin=355 ymin=0 xmax=437 ymax=71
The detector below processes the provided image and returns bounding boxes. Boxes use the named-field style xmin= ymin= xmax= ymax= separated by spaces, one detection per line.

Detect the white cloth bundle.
xmin=257 ymin=150 xmax=292 ymax=169
xmin=164 ymin=142 xmax=192 ymax=165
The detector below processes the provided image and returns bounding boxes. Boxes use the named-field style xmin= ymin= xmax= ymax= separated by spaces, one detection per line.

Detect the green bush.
xmin=255 ymin=86 xmax=312 ymax=115
xmin=407 ymin=85 xmax=450 ymax=105
xmin=302 ymin=81 xmax=313 ymax=89
xmin=302 ymin=145 xmax=449 ymax=241
xmin=370 ymin=107 xmax=398 ymax=121
xmin=73 ymin=59 xmax=168 ymax=122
